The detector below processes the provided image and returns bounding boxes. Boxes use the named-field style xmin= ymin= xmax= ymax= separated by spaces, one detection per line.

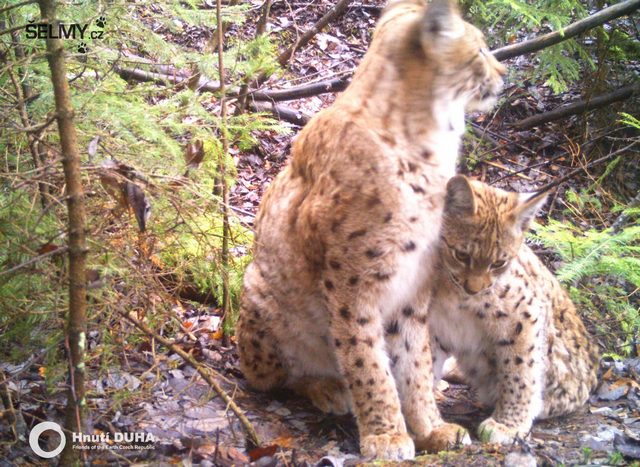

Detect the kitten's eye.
xmin=453 ymin=250 xmax=471 ymax=265
xmin=491 ymin=259 xmax=507 ymax=269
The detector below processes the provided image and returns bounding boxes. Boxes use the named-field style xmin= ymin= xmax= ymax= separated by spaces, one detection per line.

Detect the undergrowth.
xmin=533 ymin=114 xmax=640 ymax=357
xmin=0 ymin=0 xmax=286 ymax=394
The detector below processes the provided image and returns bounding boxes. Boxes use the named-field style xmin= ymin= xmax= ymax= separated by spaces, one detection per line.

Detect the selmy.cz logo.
xmin=29 ymin=421 xmax=156 ymax=458
xmin=25 ymin=16 xmax=107 ymax=54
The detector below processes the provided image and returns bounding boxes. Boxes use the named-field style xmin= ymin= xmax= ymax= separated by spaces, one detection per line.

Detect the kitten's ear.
xmin=514 ymin=192 xmax=548 ymax=231
xmin=422 ymin=0 xmax=464 ymax=42
xmin=445 ymin=175 xmax=475 ymax=217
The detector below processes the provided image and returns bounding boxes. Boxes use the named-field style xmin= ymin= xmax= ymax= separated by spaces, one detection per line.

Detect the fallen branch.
xmin=493 ymin=0 xmax=640 ymax=61
xmin=512 ymin=83 xmax=640 ymax=129
xmin=249 ymin=101 xmax=311 ymax=126
xmin=116 ymin=66 xmax=220 ymax=91
xmin=277 ymin=0 xmax=354 ymax=66
xmin=116 ymin=66 xmax=349 ymax=102
xmin=253 ymin=76 xmax=350 ymax=101
xmin=118 ymin=309 xmax=261 ymax=448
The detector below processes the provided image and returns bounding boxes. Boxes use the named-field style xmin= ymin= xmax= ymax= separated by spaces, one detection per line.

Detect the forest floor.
xmin=2 ymin=1 xmax=639 ymax=465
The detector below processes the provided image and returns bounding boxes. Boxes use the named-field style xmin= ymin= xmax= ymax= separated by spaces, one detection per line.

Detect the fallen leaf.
xmin=248 ymin=444 xmax=278 ymax=461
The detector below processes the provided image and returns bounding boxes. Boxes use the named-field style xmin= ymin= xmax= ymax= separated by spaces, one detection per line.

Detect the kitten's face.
xmin=440 ymin=176 xmax=546 ymax=295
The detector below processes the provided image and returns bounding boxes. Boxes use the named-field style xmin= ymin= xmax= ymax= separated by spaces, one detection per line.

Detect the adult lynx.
xmin=237 ymin=0 xmax=505 ymax=459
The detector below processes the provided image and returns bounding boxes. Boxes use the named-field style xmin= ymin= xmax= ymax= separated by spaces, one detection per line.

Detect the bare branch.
xmin=0 ymin=246 xmax=68 ymax=278
xmin=512 ymin=83 xmax=640 ymax=129
xmin=532 ymin=141 xmax=639 ymax=198
xmin=249 ymin=101 xmax=311 ymax=126
xmin=493 ymin=0 xmax=640 ymax=61
xmin=277 ymin=0 xmax=353 ymax=66
xmin=0 ymin=0 xmax=37 ymax=16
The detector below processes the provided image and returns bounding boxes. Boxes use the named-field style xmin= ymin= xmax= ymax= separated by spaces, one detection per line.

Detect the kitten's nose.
xmin=463 ymin=276 xmax=490 ymax=295
xmin=463 ymin=282 xmax=481 ymax=295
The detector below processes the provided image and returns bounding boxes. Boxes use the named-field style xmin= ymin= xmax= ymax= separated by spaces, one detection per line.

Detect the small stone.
xmin=597 ymin=380 xmax=630 ymax=401
xmin=504 ymin=451 xmax=536 ymax=467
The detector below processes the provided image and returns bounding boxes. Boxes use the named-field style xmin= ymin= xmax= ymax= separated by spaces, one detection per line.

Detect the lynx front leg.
xmin=328 ymin=295 xmax=414 ymax=460
xmin=389 ymin=305 xmax=470 ymax=453
xmin=478 ymin=324 xmax=545 ymax=444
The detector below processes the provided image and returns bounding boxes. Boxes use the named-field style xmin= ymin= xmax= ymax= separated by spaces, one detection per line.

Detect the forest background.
xmin=0 ymin=0 xmax=638 ymax=464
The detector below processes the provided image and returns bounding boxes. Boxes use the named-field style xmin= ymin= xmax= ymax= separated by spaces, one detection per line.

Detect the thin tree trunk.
xmin=216 ymin=0 xmax=232 ymax=345
xmin=37 ymin=0 xmax=88 ymax=464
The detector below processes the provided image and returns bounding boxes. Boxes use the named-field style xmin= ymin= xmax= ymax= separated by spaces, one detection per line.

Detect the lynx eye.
xmin=453 ymin=249 xmax=471 ymax=265
xmin=491 ymin=259 xmax=507 ymax=269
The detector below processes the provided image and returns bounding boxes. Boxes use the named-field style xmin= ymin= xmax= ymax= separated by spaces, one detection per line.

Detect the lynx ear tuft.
xmin=445 ymin=175 xmax=476 ymax=217
xmin=514 ymin=192 xmax=547 ymax=231
xmin=422 ymin=0 xmax=464 ymax=41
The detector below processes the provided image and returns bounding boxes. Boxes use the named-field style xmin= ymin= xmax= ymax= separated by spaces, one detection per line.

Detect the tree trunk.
xmin=37 ymin=0 xmax=88 ymax=464
xmin=216 ymin=0 xmax=233 ymax=344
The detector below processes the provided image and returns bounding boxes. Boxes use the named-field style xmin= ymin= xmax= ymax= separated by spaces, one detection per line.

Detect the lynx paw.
xmin=415 ymin=422 xmax=471 ymax=453
xmin=478 ymin=417 xmax=526 ymax=444
xmin=303 ymin=378 xmax=352 ymax=415
xmin=360 ymin=433 xmax=415 ymax=460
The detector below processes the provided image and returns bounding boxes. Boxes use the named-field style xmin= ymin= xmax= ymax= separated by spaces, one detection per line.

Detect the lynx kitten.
xmin=429 ymin=175 xmax=600 ymax=443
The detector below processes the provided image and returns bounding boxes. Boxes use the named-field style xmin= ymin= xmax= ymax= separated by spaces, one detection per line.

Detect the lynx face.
xmin=439 ymin=176 xmax=546 ymax=295
xmin=417 ymin=0 xmax=506 ymax=112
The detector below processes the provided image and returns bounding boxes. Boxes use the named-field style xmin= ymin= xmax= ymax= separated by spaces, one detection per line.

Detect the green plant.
xmin=0 ymin=0 xmax=285 ymax=368
xmin=534 ymin=208 xmax=639 ymax=356
xmin=607 ymin=451 xmax=624 ymax=466
xmin=581 ymin=446 xmax=593 ymax=464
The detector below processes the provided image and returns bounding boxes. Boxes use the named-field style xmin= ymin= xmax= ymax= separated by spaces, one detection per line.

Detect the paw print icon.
xmin=77 ymin=42 xmax=88 ymax=54
xmin=96 ymin=16 xmax=107 ymax=28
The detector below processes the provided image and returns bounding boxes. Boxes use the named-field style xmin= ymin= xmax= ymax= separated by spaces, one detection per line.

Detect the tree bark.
xmin=512 ymin=83 xmax=639 ymax=129
xmin=216 ymin=0 xmax=233 ymax=345
xmin=37 ymin=0 xmax=88 ymax=464
xmin=493 ymin=0 xmax=640 ymax=61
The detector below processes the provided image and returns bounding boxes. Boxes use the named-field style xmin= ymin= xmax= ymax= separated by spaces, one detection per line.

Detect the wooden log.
xmin=512 ymin=83 xmax=640 ymax=129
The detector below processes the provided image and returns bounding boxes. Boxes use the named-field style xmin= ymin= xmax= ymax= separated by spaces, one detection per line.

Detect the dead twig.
xmin=117 ymin=66 xmax=350 ymax=102
xmin=0 ymin=373 xmax=17 ymax=443
xmin=277 ymin=0 xmax=354 ymax=67
xmin=118 ymin=309 xmax=261 ymax=447
xmin=0 ymin=245 xmax=68 ymax=279
xmin=532 ymin=141 xmax=639 ymax=198
xmin=0 ymin=0 xmax=37 ymax=15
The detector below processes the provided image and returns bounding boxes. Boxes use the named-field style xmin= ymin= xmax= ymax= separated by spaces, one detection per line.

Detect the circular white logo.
xmin=29 ymin=421 xmax=66 ymax=458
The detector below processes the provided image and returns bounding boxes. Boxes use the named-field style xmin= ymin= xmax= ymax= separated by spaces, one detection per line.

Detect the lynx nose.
xmin=463 ymin=282 xmax=481 ymax=295
xmin=463 ymin=276 xmax=490 ymax=295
